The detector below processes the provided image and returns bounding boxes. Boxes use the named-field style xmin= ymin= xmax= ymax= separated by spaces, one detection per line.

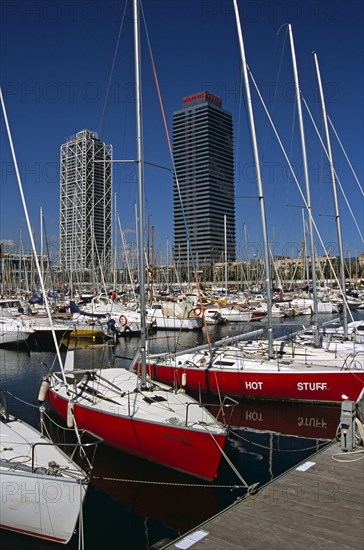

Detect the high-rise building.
xmin=173 ymin=92 xmax=235 ymax=271
xmin=59 ymin=130 xmax=112 ymax=275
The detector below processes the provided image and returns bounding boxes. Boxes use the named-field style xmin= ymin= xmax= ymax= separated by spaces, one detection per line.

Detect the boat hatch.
xmin=216 ymin=360 xmax=235 ymax=367
xmin=143 ymin=395 xmax=168 ymax=404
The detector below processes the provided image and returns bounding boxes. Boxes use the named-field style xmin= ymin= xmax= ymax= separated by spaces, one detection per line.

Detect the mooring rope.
xmin=92 ymin=476 xmax=245 ymax=489
xmin=6 ymin=391 xmax=39 ymax=409
xmin=230 ymin=428 xmax=333 ymax=453
xmin=205 ymin=427 xmax=258 ymax=493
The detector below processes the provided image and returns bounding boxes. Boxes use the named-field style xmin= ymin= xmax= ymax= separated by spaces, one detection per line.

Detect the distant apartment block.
xmin=59 ymin=130 xmax=112 ymax=274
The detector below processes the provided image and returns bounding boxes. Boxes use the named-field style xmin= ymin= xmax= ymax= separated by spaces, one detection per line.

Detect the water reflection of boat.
xmin=208 ymin=398 xmax=340 ymax=440
xmin=89 ymin=444 xmax=219 ymax=534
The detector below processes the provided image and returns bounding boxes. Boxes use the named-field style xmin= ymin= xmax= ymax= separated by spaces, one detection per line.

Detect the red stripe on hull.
xmin=146 ymin=363 xmax=364 ymax=403
xmin=48 ymin=390 xmax=225 ymax=480
xmin=0 ymin=523 xmax=66 ymax=543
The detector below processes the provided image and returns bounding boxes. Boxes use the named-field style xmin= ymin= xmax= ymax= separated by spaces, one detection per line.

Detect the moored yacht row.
xmin=1 ymin=284 xmax=363 ymax=349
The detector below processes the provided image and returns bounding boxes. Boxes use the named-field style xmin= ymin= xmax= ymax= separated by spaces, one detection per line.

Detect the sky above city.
xmin=1 ymin=0 xmax=363 ymax=263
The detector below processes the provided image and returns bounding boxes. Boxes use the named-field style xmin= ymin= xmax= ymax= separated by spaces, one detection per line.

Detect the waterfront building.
xmin=59 ymin=130 xmax=112 ymax=278
xmin=173 ymin=92 xmax=235 ymax=271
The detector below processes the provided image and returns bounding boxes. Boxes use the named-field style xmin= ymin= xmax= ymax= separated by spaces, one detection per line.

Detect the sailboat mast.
xmin=133 ymin=0 xmax=147 ymax=386
xmin=40 ymin=206 xmax=44 ymax=286
xmin=0 ymin=86 xmax=66 ymax=382
xmin=287 ymin=24 xmax=319 ymax=346
xmin=232 ymin=0 xmax=274 ymax=357
xmin=312 ymin=50 xmax=348 ymax=338
xmin=113 ymin=192 xmax=118 ymax=292
xmin=224 ymin=214 xmax=228 ymax=301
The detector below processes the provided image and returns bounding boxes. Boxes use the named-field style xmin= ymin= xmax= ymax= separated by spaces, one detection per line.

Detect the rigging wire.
xmin=0 ymin=86 xmax=66 ymax=381
xmin=301 ymin=96 xmax=364 ymax=244
xmin=97 ymin=1 xmax=138 ymax=240
xmin=98 ymin=0 xmax=129 ymax=137
xmin=139 ymin=1 xmax=212 ymax=353
xmin=259 ymin=23 xmax=289 ymax=221
xmin=327 ymin=116 xmax=364 ymax=197
xmin=262 ymin=22 xmax=288 ymax=158
xmin=244 ymin=68 xmax=355 ymax=320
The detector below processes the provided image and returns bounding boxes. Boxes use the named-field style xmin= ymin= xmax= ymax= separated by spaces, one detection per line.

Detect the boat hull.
xmin=0 ymin=318 xmax=33 ymax=347
xmin=0 ymin=468 xmax=86 ymax=544
xmin=152 ymin=317 xmax=203 ymax=331
xmin=0 ymin=470 xmax=86 ymax=544
xmin=145 ymin=362 xmax=364 ymax=404
xmin=48 ymin=389 xmax=226 ymax=481
xmin=0 ymin=330 xmax=32 ymax=347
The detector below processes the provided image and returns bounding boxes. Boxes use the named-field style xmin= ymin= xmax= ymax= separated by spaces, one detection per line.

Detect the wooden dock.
xmin=157 ymin=441 xmax=364 ymax=550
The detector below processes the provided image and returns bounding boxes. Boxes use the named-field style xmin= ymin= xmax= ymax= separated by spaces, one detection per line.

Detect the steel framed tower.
xmin=173 ymin=92 xmax=235 ymax=271
xmin=59 ymin=130 xmax=112 ymax=279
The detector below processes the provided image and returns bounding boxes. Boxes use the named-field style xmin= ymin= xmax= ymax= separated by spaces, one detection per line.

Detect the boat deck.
xmin=159 ymin=441 xmax=364 ymax=550
xmin=55 ymin=368 xmax=225 ymax=434
xmin=0 ymin=417 xmax=85 ymax=478
xmin=172 ymin=345 xmax=364 ymax=373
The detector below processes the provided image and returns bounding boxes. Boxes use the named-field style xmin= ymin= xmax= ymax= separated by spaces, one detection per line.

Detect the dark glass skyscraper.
xmin=173 ymin=92 xmax=235 ymax=270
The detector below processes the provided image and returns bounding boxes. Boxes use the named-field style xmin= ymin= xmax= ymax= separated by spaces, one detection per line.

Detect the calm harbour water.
xmin=1 ymin=311 xmax=362 ymax=549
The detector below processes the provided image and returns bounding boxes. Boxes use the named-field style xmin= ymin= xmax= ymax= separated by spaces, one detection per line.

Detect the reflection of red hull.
xmin=48 ymin=389 xmax=226 ymax=481
xmin=91 ymin=444 xmax=218 ymax=532
xmin=207 ymin=399 xmax=340 ymax=439
xmin=145 ymin=363 xmax=364 ymax=404
xmin=251 ymin=312 xmax=267 ymax=320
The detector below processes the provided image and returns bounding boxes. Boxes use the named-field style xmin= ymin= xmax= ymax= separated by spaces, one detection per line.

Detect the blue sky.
xmin=1 ymin=0 xmax=363 ymax=263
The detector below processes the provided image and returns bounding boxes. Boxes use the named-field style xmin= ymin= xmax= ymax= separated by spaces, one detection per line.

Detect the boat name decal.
xmin=245 ymin=381 xmax=263 ymax=390
xmin=297 ymin=382 xmax=328 ymax=391
xmin=163 ymin=433 xmax=192 ymax=446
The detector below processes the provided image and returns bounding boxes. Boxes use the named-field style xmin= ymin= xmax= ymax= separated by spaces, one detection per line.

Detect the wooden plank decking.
xmin=159 ymin=441 xmax=364 ymax=550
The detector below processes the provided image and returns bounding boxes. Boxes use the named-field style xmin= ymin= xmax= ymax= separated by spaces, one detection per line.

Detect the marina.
xmin=0 ymin=311 xmax=363 ymax=549
xmin=0 ymin=0 xmax=363 ymax=548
